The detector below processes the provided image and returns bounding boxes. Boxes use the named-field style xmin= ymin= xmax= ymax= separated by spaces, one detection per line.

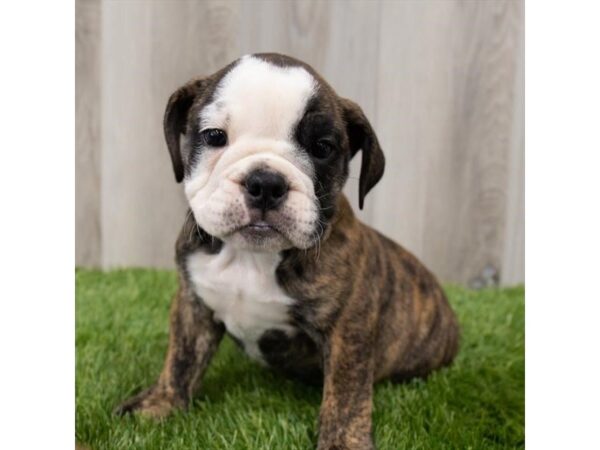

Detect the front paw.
xmin=114 ymin=385 xmax=186 ymax=419
xmin=317 ymin=438 xmax=374 ymax=450
xmin=318 ymin=444 xmax=374 ymax=450
xmin=317 ymin=434 xmax=375 ymax=450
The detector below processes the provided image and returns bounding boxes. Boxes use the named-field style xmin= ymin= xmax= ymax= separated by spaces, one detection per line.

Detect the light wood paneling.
xmin=501 ymin=0 xmax=525 ymax=286
xmin=373 ymin=0 xmax=524 ymax=285
xmin=76 ymin=0 xmax=524 ymax=285
xmin=76 ymin=0 xmax=102 ymax=267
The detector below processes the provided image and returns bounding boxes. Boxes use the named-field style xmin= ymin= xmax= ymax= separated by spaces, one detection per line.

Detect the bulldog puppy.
xmin=116 ymin=53 xmax=459 ymax=450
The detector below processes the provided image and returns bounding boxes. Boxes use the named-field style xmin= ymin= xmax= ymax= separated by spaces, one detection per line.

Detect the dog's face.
xmin=164 ymin=54 xmax=384 ymax=252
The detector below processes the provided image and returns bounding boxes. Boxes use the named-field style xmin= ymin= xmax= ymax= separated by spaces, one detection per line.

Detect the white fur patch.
xmin=187 ymin=245 xmax=296 ymax=362
xmin=202 ymin=55 xmax=317 ymax=142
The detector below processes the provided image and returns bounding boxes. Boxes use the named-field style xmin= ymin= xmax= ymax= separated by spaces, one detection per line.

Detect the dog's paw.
xmin=114 ymin=385 xmax=186 ymax=420
xmin=317 ymin=436 xmax=374 ymax=450
xmin=318 ymin=445 xmax=374 ymax=450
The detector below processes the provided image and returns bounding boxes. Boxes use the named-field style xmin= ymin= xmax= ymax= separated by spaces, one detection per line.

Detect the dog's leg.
xmin=317 ymin=321 xmax=376 ymax=450
xmin=115 ymin=285 xmax=224 ymax=419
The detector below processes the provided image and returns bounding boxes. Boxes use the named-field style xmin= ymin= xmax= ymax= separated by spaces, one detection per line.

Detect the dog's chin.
xmin=224 ymin=222 xmax=294 ymax=252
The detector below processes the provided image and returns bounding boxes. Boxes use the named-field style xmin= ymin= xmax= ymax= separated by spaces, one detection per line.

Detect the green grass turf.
xmin=76 ymin=269 xmax=524 ymax=450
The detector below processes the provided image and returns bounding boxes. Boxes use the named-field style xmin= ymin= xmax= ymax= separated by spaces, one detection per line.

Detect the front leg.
xmin=115 ymin=282 xmax=224 ymax=419
xmin=317 ymin=320 xmax=376 ymax=450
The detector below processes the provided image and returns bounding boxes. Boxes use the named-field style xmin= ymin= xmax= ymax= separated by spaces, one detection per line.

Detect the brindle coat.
xmin=116 ymin=54 xmax=460 ymax=450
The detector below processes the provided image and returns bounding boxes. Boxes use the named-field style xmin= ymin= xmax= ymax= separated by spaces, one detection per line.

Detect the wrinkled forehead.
xmin=199 ymin=55 xmax=318 ymax=141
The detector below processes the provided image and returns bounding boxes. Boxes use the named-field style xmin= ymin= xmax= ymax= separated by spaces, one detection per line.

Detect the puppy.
xmin=117 ymin=53 xmax=459 ymax=450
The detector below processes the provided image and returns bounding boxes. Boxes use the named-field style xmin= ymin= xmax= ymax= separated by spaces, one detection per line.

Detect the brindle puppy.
xmin=116 ymin=53 xmax=459 ymax=450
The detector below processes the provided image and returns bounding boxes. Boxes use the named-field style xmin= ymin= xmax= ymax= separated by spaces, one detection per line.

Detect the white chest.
xmin=187 ymin=246 xmax=296 ymax=361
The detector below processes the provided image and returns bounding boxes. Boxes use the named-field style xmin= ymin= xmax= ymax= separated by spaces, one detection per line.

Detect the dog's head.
xmin=165 ymin=53 xmax=384 ymax=252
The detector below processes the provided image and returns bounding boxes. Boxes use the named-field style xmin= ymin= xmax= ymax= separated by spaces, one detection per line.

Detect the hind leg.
xmin=389 ymin=302 xmax=460 ymax=384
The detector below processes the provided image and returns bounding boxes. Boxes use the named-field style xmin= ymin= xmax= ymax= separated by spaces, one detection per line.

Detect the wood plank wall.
xmin=75 ymin=0 xmax=524 ymax=286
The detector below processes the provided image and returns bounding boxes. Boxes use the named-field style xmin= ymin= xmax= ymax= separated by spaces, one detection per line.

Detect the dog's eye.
xmin=311 ymin=140 xmax=333 ymax=160
xmin=202 ymin=128 xmax=228 ymax=147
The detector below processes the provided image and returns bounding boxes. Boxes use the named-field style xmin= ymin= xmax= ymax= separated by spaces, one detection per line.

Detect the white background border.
xmin=0 ymin=1 xmax=74 ymax=449
xmin=527 ymin=0 xmax=600 ymax=448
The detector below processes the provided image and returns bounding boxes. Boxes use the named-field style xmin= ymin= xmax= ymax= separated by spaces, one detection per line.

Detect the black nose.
xmin=244 ymin=169 xmax=289 ymax=211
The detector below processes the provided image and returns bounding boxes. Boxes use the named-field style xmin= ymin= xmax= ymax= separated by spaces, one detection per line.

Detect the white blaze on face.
xmin=184 ymin=55 xmax=320 ymax=250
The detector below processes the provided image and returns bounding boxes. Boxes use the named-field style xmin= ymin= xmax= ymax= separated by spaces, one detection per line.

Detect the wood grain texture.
xmin=500 ymin=0 xmax=525 ymax=286
xmin=374 ymin=0 xmax=524 ymax=284
xmin=76 ymin=0 xmax=102 ymax=267
xmin=76 ymin=0 xmax=524 ymax=285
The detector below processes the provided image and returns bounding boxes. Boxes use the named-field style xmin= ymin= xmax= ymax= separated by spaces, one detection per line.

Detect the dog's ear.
xmin=339 ymin=98 xmax=385 ymax=209
xmin=164 ymin=78 xmax=207 ymax=183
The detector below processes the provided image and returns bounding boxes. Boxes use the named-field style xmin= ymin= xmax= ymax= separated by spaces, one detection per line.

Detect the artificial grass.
xmin=76 ymin=268 xmax=524 ymax=450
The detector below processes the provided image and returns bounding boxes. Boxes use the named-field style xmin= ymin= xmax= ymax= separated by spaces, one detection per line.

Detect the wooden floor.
xmin=76 ymin=0 xmax=524 ymax=286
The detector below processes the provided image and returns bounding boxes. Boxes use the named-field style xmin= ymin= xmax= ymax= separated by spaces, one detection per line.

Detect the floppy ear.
xmin=339 ymin=98 xmax=385 ymax=209
xmin=163 ymin=78 xmax=207 ymax=182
